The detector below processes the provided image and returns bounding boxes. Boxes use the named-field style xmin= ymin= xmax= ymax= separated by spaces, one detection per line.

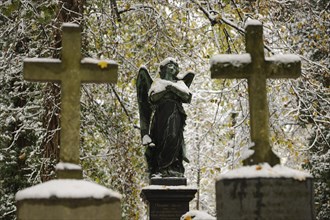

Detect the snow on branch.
xmin=118 ymin=4 xmax=157 ymax=15
xmin=190 ymin=0 xmax=245 ymax=33
xmin=190 ymin=0 xmax=274 ymax=53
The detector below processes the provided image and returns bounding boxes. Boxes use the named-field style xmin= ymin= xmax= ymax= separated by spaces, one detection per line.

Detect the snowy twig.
xmin=109 ymin=84 xmax=133 ymax=124
xmin=290 ymin=82 xmax=330 ymax=149
xmin=110 ymin=0 xmax=121 ymax=22
xmin=118 ymin=4 xmax=158 ymax=15
xmin=190 ymin=0 xmax=274 ymax=53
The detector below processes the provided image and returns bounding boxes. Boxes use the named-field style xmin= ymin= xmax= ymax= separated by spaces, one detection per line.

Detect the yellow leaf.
xmin=98 ymin=61 xmax=108 ymax=69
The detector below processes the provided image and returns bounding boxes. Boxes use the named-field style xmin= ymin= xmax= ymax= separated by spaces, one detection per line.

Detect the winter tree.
xmin=1 ymin=0 xmax=328 ymax=219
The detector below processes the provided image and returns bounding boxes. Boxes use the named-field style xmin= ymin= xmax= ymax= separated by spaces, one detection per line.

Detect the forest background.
xmin=0 ymin=0 xmax=329 ymax=219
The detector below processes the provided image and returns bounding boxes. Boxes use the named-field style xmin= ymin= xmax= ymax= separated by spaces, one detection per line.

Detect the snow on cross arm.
xmin=24 ymin=58 xmax=61 ymax=63
xmin=266 ymin=54 xmax=301 ymax=64
xmin=81 ymin=57 xmax=117 ymax=65
xmin=210 ymin=54 xmax=251 ymax=68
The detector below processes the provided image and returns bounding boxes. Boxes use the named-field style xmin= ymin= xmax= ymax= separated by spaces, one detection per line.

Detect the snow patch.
xmin=81 ymin=57 xmax=117 ymax=65
xmin=142 ymin=185 xmax=197 ymax=190
xmin=266 ymin=54 xmax=301 ymax=64
xmin=55 ymin=162 xmax=81 ymax=171
xmin=149 ymin=78 xmax=191 ymax=96
xmin=62 ymin=23 xmax=79 ymax=28
xmin=181 ymin=210 xmax=216 ymax=220
xmin=218 ymin=163 xmax=312 ymax=181
xmin=142 ymin=134 xmax=151 ymax=145
xmin=139 ymin=65 xmax=149 ymax=72
xmin=159 ymin=57 xmax=177 ymax=67
xmin=142 ymin=134 xmax=154 ymax=146
xmin=24 ymin=58 xmax=61 ymax=63
xmin=245 ymin=19 xmax=262 ymax=28
xmin=241 ymin=142 xmax=255 ymax=161
xmin=15 ymin=179 xmax=122 ymax=200
xmin=210 ymin=54 xmax=251 ymax=68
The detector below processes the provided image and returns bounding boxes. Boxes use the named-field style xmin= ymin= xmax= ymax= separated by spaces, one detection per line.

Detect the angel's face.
xmin=161 ymin=62 xmax=179 ymax=80
xmin=167 ymin=63 xmax=178 ymax=75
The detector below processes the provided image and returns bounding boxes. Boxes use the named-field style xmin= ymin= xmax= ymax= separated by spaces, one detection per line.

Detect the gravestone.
xmin=210 ymin=20 xmax=314 ymax=220
xmin=15 ymin=23 xmax=121 ymax=220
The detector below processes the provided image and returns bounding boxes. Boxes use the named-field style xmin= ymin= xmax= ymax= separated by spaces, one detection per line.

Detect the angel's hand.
xmin=166 ymin=85 xmax=175 ymax=91
xmin=142 ymin=135 xmax=155 ymax=147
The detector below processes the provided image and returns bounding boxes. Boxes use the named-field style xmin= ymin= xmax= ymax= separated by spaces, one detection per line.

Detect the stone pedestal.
xmin=141 ymin=178 xmax=197 ymax=220
xmin=16 ymin=179 xmax=121 ymax=220
xmin=216 ymin=164 xmax=314 ymax=220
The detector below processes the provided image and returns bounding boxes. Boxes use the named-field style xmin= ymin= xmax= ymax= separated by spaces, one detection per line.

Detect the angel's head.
xmin=159 ymin=57 xmax=179 ymax=80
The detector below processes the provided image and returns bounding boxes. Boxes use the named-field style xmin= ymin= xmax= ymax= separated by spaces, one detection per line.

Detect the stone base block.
xmin=150 ymin=177 xmax=187 ymax=186
xmin=16 ymin=179 xmax=121 ymax=220
xmin=17 ymin=198 xmax=121 ymax=220
xmin=141 ymin=178 xmax=197 ymax=220
xmin=216 ymin=165 xmax=314 ymax=220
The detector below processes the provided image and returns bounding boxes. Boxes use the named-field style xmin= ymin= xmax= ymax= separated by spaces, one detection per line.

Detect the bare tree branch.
xmin=110 ymin=0 xmax=121 ymax=22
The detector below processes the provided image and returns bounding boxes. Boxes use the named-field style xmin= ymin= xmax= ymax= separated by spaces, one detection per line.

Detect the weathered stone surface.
xmin=17 ymin=198 xmax=121 ymax=220
xmin=141 ymin=185 xmax=197 ymax=220
xmin=210 ymin=20 xmax=301 ymax=166
xmin=216 ymin=177 xmax=314 ymax=220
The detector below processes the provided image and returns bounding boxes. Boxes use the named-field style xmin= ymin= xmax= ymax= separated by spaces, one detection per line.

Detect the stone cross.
xmin=23 ymin=23 xmax=118 ymax=177
xmin=210 ymin=20 xmax=301 ymax=166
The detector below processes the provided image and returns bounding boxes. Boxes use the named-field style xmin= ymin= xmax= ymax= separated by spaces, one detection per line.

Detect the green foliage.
xmin=80 ymin=84 xmax=146 ymax=219
xmin=0 ymin=1 xmax=59 ymax=218
xmin=0 ymin=67 xmax=44 ymax=219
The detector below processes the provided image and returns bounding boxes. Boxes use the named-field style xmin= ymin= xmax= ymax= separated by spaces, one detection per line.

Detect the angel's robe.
xmin=146 ymin=79 xmax=191 ymax=177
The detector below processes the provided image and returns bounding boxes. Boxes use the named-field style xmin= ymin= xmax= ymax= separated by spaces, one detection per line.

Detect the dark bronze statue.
xmin=137 ymin=58 xmax=194 ymax=178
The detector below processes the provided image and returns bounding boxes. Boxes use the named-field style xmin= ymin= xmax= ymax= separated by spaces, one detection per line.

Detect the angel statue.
xmin=136 ymin=58 xmax=195 ymax=178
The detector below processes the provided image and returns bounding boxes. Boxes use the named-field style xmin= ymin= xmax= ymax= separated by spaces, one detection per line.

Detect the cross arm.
xmin=210 ymin=54 xmax=251 ymax=79
xmin=23 ymin=58 xmax=62 ymax=82
xmin=80 ymin=58 xmax=118 ymax=83
xmin=265 ymin=54 xmax=301 ymax=79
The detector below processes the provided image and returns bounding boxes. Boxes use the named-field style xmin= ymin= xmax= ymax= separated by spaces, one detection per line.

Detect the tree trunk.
xmin=41 ymin=0 xmax=84 ymax=182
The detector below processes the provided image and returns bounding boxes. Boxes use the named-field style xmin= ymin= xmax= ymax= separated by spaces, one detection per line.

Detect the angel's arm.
xmin=149 ymin=89 xmax=169 ymax=103
xmin=166 ymin=85 xmax=192 ymax=103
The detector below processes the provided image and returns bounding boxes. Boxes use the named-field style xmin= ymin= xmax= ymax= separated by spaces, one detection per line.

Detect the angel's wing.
xmin=136 ymin=66 xmax=153 ymax=140
xmin=179 ymin=71 xmax=195 ymax=88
